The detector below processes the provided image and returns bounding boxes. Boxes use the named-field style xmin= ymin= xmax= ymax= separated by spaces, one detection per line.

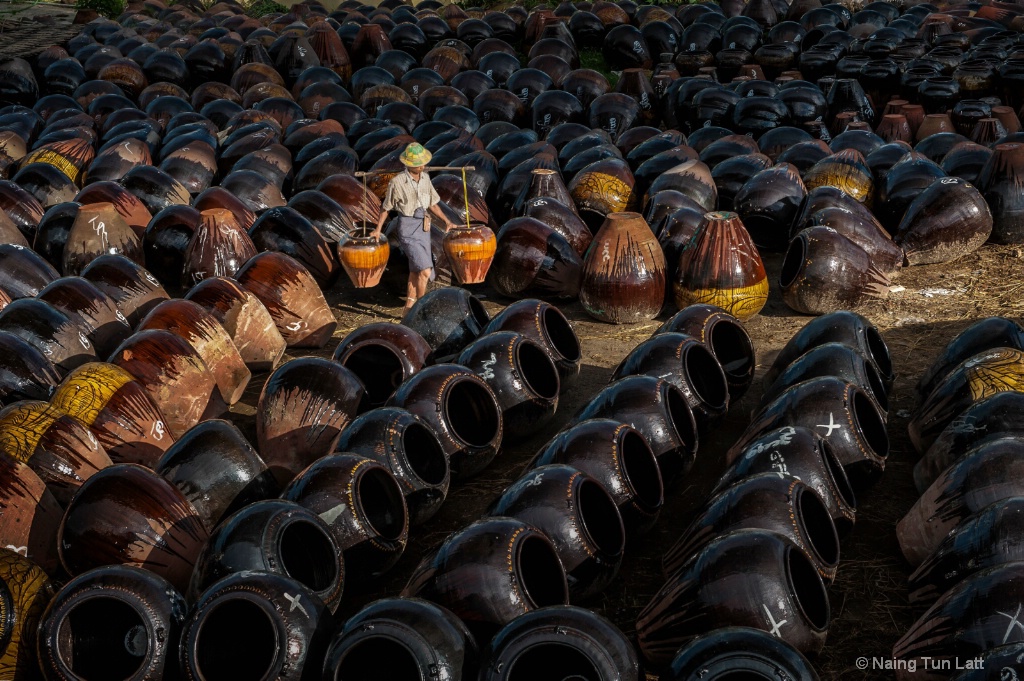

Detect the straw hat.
xmin=400 ymin=143 xmax=432 ymax=167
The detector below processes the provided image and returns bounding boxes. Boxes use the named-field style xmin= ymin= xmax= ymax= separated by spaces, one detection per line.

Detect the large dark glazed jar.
xmin=580 ymin=211 xmax=665 ymax=324
xmin=661 ymin=626 xmax=820 ymax=681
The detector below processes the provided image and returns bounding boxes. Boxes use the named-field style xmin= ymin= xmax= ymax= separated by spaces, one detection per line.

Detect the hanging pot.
xmin=479 ymin=606 xmax=641 ymax=681
xmin=893 ymin=563 xmax=1024 ymax=679
xmin=332 ymin=322 xmax=432 ymax=410
xmin=457 ymin=331 xmax=560 ymax=439
xmin=154 ymin=419 xmax=277 ymax=534
xmin=181 ymin=571 xmax=332 ymax=681
xmin=234 ymin=251 xmax=337 ymax=349
xmin=662 ymin=626 xmax=820 ymax=681
xmin=529 ymin=418 xmax=664 ymax=537
xmin=899 ymin=437 xmax=1024 ymax=567
xmin=334 ymin=407 xmax=450 ymax=526
xmin=337 ymin=227 xmax=389 ymax=289
xmin=484 ymin=299 xmax=582 ymax=391
xmin=323 ymin=598 xmax=479 ymax=681
xmin=37 ymin=565 xmax=185 ymax=681
xmin=403 ymin=517 xmax=569 ymax=641
xmin=283 ymin=453 xmax=409 ymax=580
xmin=730 ymin=376 xmax=889 ymax=488
xmin=663 ymin=474 xmax=840 ymax=584
xmin=401 ymin=286 xmax=490 ymax=362
xmin=636 ymin=530 xmax=830 ymax=668
xmin=387 ymin=364 xmax=503 ymax=480
xmin=189 ymin=499 xmax=345 ymax=613
xmin=580 ymin=211 xmax=665 ymax=324
xmin=110 ymin=329 xmax=225 ymax=438
xmin=443 ymin=224 xmax=497 ymax=285
xmin=256 ymin=357 xmax=364 ymax=486
xmin=573 ymin=376 xmax=698 ymax=486
xmin=656 ymin=304 xmax=756 ymax=402
xmin=183 ymin=276 xmax=287 ymax=372
xmin=58 ymin=463 xmax=208 ymax=592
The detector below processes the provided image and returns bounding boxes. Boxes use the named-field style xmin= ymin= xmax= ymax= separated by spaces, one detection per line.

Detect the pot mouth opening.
xmin=445 ymin=378 xmax=501 ymax=448
xmin=664 ymin=382 xmax=699 ymax=456
xmin=280 ymin=518 xmax=340 ymax=594
xmin=779 ymin=233 xmax=807 ymax=289
xmin=505 ymin=643 xmax=600 ymax=681
xmin=620 ymin=428 xmax=664 ymax=513
xmin=863 ymin=357 xmax=890 ymax=412
xmin=682 ymin=342 xmax=729 ymax=411
xmin=467 ymin=295 xmax=490 ymax=328
xmin=864 ymin=325 xmax=893 ymax=380
xmin=578 ymin=477 xmax=625 ymax=557
xmin=332 ymin=635 xmax=424 ymax=681
xmin=542 ymin=305 xmax=582 ymax=362
xmin=708 ymin=319 xmax=755 ymax=380
xmin=795 ymin=486 xmax=841 ymax=568
xmin=819 ymin=438 xmax=857 ymax=511
xmin=515 ymin=534 xmax=569 ymax=609
xmin=342 ymin=343 xmax=405 ymax=408
xmin=517 ymin=339 xmax=560 ymax=400
xmin=711 ymin=671 xmax=778 ymax=680
xmin=356 ymin=466 xmax=408 ymax=542
xmin=852 ymin=388 xmax=890 ymax=460
xmin=786 ymin=546 xmax=831 ymax=631
xmin=58 ymin=596 xmax=149 ymax=680
xmin=402 ymin=421 xmax=448 ymax=486
xmin=194 ymin=597 xmax=279 ymax=681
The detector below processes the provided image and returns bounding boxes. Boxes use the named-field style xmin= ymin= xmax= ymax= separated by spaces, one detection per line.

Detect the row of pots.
xmin=894 ymin=317 xmax=1024 ymax=679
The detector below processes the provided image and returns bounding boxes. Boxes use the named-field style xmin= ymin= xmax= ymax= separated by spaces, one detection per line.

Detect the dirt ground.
xmin=227 ymin=242 xmax=1024 ymax=678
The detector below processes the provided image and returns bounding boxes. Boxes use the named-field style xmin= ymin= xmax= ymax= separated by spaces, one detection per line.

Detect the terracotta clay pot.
xmin=780 ymin=226 xmax=891 ymax=316
xmin=663 ymin=474 xmax=841 ymax=585
xmin=656 ymin=304 xmax=756 ymax=402
xmin=479 ymin=606 xmax=641 ymax=681
xmin=729 ymin=376 xmax=889 ymax=489
xmin=401 ymin=287 xmax=490 ymax=361
xmin=636 ymin=530 xmax=830 ymax=668
xmin=110 ymin=329 xmax=225 ymax=439
xmin=256 ymin=357 xmax=364 ymax=486
xmin=892 ymin=563 xmax=1024 ymax=680
xmin=663 ymin=627 xmax=820 ymax=681
xmin=917 ymin=318 xmax=1024 ymax=400
xmin=674 ymin=211 xmax=768 ymax=322
xmin=332 ymin=322 xmax=432 ymax=410
xmin=188 ymin=499 xmax=345 ymax=613
xmin=154 ymin=419 xmax=277 ymax=534
xmin=580 ymin=211 xmax=665 ymax=324
xmin=50 ymin=362 xmax=173 ymax=467
xmin=458 ymin=331 xmax=559 ymax=439
xmin=335 ymin=407 xmax=450 ymax=526
xmin=283 ymin=453 xmax=409 ymax=580
xmin=484 ymin=299 xmax=581 ymax=391
xmin=900 ymin=436 xmax=1024 ymax=567
xmin=63 ymin=202 xmax=144 ymax=277
xmin=58 ymin=464 xmax=208 ymax=592
xmin=37 ymin=566 xmax=185 ymax=681
xmin=136 ymin=299 xmax=250 ymax=406
xmin=403 ymin=517 xmax=569 ymax=641
xmin=183 ymin=276 xmax=287 ymax=372
xmin=181 ymin=572 xmax=332 ymax=681
xmin=234 ymin=251 xmax=337 ymax=349
xmin=530 ymin=418 xmax=663 ymax=537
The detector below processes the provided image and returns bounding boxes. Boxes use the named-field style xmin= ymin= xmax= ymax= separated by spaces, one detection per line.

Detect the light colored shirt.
xmin=382 ymin=169 xmax=441 ymax=217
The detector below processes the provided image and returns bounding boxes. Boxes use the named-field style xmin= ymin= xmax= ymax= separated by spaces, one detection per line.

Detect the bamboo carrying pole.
xmin=357 ymin=167 xmax=477 ymax=231
xmin=353 ymin=166 xmax=477 ymax=176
